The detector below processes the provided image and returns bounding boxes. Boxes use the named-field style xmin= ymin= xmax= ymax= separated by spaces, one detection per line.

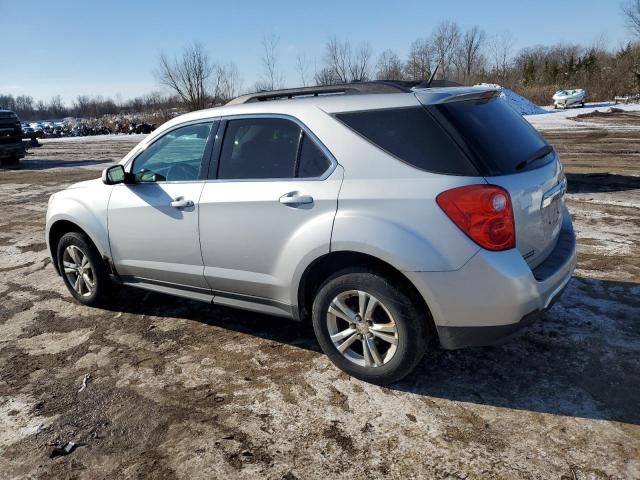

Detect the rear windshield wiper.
xmin=515 ymin=145 xmax=553 ymax=171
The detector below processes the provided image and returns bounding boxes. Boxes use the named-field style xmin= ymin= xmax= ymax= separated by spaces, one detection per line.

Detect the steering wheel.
xmin=166 ymin=163 xmax=199 ymax=181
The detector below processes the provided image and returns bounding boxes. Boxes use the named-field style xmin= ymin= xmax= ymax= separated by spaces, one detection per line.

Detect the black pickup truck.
xmin=0 ymin=110 xmax=25 ymax=166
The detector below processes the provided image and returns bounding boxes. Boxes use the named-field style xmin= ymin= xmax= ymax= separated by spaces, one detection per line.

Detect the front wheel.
xmin=57 ymin=232 xmax=111 ymax=306
xmin=312 ymin=270 xmax=428 ymax=385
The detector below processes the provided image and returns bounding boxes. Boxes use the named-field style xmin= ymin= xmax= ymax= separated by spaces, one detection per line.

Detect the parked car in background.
xmin=29 ymin=122 xmax=45 ymax=138
xmin=22 ymin=126 xmax=36 ymax=139
xmin=553 ymin=89 xmax=586 ymax=109
xmin=0 ymin=109 xmax=25 ymax=166
xmin=45 ymin=82 xmax=576 ymax=384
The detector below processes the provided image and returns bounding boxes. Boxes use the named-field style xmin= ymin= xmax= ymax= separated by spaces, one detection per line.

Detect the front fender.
xmin=46 ymin=187 xmax=112 ymax=268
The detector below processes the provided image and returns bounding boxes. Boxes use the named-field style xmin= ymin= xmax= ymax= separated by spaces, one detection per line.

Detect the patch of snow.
xmin=475 ymin=83 xmax=548 ymax=115
xmin=525 ymin=102 xmax=640 ymax=130
xmin=0 ymin=395 xmax=58 ymax=449
xmin=567 ymin=192 xmax=640 ymax=209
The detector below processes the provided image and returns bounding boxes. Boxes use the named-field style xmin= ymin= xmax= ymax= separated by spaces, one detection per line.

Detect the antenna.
xmin=426 ymin=62 xmax=440 ymax=88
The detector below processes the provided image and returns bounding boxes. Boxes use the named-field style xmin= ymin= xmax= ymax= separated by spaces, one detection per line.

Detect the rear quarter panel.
xmin=316 ymin=111 xmax=482 ymax=273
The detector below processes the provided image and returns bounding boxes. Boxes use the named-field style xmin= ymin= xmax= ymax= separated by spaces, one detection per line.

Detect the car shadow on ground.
xmin=566 ymin=172 xmax=640 ymax=193
xmin=4 ymin=159 xmax=113 ymax=170
xmin=103 ymin=276 xmax=639 ymax=426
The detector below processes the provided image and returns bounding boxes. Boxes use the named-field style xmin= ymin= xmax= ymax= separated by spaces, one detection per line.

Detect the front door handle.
xmin=170 ymin=197 xmax=194 ymax=208
xmin=279 ymin=192 xmax=314 ymax=205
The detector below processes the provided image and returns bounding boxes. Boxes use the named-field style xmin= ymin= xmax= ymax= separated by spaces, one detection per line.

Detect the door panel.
xmin=108 ymin=182 xmax=209 ymax=288
xmin=199 ymin=166 xmax=344 ymax=304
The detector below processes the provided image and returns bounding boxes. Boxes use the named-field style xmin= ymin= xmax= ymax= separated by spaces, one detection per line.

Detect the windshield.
xmin=427 ymin=97 xmax=552 ymax=175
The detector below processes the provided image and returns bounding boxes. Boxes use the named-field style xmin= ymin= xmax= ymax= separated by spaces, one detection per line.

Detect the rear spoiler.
xmin=414 ymin=88 xmax=500 ymax=105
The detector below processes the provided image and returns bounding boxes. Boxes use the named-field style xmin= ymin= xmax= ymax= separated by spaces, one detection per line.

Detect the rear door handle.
xmin=170 ymin=197 xmax=194 ymax=208
xmin=279 ymin=192 xmax=314 ymax=205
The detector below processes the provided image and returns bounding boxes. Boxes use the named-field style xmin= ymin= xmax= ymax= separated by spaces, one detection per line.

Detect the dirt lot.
xmin=1 ymin=115 xmax=639 ymax=479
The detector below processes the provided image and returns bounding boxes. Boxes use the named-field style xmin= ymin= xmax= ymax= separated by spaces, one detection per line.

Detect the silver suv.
xmin=46 ymin=83 xmax=576 ymax=384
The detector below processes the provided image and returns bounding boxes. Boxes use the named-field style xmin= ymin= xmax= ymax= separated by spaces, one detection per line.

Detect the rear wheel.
xmin=312 ymin=270 xmax=428 ymax=385
xmin=56 ymin=232 xmax=110 ymax=306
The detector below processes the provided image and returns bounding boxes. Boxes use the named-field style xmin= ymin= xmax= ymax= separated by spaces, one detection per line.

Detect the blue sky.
xmin=0 ymin=0 xmax=630 ymax=105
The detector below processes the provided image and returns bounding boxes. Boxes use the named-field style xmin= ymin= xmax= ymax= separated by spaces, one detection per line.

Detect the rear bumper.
xmin=405 ymin=208 xmax=576 ymax=349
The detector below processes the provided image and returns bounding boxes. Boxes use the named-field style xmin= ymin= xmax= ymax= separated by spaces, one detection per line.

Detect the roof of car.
xmin=171 ymin=85 xmax=498 ymax=123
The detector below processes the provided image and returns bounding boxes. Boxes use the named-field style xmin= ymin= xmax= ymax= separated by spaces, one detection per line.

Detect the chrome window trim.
xmin=123 ymin=113 xmax=337 ymax=184
xmin=210 ymin=113 xmax=338 ymax=182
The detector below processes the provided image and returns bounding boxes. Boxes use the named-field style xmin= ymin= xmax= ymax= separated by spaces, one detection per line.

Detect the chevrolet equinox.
xmin=46 ymin=83 xmax=576 ymax=384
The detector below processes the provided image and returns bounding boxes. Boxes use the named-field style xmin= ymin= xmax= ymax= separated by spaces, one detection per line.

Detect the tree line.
xmin=0 ymin=91 xmax=182 ymax=122
xmin=158 ymin=20 xmax=640 ymax=110
xmin=3 ymin=5 xmax=640 ymax=121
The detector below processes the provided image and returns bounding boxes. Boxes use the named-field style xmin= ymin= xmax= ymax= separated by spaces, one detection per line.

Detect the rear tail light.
xmin=436 ymin=185 xmax=515 ymax=251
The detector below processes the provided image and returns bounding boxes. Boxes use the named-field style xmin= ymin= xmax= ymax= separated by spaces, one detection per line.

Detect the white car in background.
xmin=553 ymin=89 xmax=586 ymax=109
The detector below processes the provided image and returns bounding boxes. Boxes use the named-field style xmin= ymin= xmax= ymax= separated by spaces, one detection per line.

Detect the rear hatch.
xmin=417 ymin=90 xmax=566 ymax=268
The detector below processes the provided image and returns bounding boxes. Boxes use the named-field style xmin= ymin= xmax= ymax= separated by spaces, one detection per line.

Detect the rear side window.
xmin=335 ymin=107 xmax=478 ymax=176
xmin=429 ymin=98 xmax=551 ymax=175
xmin=297 ymin=133 xmax=331 ymax=177
xmin=218 ymin=117 xmax=332 ymax=179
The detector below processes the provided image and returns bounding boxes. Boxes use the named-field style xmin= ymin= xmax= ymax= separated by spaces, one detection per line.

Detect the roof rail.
xmin=226 ymin=80 xmax=434 ymax=105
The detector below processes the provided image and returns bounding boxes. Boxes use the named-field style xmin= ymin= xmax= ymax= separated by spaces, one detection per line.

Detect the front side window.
xmin=217 ymin=118 xmax=332 ymax=180
xmin=131 ymin=122 xmax=214 ymax=182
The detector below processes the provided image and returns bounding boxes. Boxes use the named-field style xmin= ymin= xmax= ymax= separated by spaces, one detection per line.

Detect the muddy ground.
xmin=0 ymin=115 xmax=639 ymax=479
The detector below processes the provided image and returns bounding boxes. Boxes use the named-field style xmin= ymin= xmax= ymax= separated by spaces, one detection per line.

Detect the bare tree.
xmin=324 ymin=36 xmax=372 ymax=83
xmin=375 ymin=50 xmax=405 ymax=80
xmin=431 ymin=21 xmax=461 ymax=79
xmin=489 ymin=30 xmax=514 ymax=83
xmin=314 ymin=66 xmax=341 ymax=85
xmin=156 ymin=43 xmax=213 ymax=111
xmin=405 ymin=38 xmax=433 ymax=80
xmin=349 ymin=42 xmax=373 ymax=81
xmin=260 ymin=33 xmax=284 ymax=90
xmin=456 ymin=26 xmax=487 ymax=81
xmin=296 ymin=53 xmax=311 ymax=86
xmin=622 ymin=0 xmax=640 ymax=37
xmin=213 ymin=63 xmax=242 ymax=104
xmin=48 ymin=95 xmax=65 ymax=118
xmin=325 ymin=36 xmax=351 ymax=82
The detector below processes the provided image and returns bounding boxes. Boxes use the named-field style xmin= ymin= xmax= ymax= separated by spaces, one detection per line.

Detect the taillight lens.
xmin=436 ymin=185 xmax=515 ymax=251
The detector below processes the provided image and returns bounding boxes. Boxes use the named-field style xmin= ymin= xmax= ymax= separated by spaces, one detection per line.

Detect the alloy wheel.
xmin=326 ymin=290 xmax=399 ymax=368
xmin=62 ymin=245 xmax=95 ymax=297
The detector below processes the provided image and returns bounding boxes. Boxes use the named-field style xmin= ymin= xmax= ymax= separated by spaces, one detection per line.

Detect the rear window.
xmin=428 ymin=98 xmax=551 ymax=175
xmin=335 ymin=107 xmax=478 ymax=176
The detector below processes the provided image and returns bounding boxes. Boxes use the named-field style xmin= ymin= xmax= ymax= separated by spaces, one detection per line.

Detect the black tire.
xmin=312 ymin=269 xmax=428 ymax=385
xmin=56 ymin=232 xmax=111 ymax=306
xmin=0 ymin=155 xmax=19 ymax=166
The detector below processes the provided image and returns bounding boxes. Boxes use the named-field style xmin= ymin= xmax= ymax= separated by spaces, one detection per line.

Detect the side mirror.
xmin=102 ymin=165 xmax=132 ymax=185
